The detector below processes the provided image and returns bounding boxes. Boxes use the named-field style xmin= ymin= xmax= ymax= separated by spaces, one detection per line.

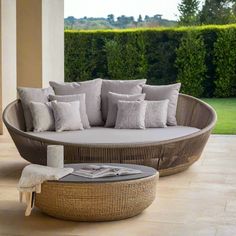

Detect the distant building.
xmin=154 ymin=14 xmax=162 ymax=19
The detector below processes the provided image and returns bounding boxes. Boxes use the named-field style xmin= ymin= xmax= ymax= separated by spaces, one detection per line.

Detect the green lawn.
xmin=201 ymin=98 xmax=236 ymax=134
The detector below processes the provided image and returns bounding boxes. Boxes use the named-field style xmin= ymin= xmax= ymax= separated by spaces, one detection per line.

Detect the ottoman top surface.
xmin=58 ymin=163 xmax=158 ymax=183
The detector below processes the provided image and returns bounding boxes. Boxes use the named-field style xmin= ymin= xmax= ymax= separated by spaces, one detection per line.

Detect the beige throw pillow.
xmin=49 ymin=94 xmax=90 ymax=129
xmin=142 ymin=83 xmax=181 ymax=126
xmin=145 ymin=100 xmax=169 ymax=128
xmin=17 ymin=87 xmax=54 ymax=131
xmin=105 ymin=92 xmax=146 ymax=127
xmin=29 ymin=102 xmax=54 ymax=132
xmin=51 ymin=101 xmax=84 ymax=132
xmin=115 ymin=101 xmax=147 ymax=129
xmin=101 ymin=79 xmax=146 ymax=121
xmin=49 ymin=79 xmax=103 ymax=126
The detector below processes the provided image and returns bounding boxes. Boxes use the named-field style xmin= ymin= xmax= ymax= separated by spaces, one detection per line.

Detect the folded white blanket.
xmin=18 ymin=164 xmax=73 ymax=216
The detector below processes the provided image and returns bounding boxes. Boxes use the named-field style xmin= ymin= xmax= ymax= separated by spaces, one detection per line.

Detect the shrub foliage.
xmin=214 ymin=28 xmax=236 ymax=97
xmin=175 ymin=31 xmax=206 ymax=97
xmin=65 ymin=25 xmax=236 ymax=97
xmin=104 ymin=33 xmax=147 ymax=80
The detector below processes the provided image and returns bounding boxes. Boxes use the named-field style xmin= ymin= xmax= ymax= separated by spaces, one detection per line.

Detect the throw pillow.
xmin=17 ymin=87 xmax=55 ymax=131
xmin=49 ymin=79 xmax=103 ymax=126
xmin=142 ymin=83 xmax=181 ymax=126
xmin=51 ymin=101 xmax=84 ymax=132
xmin=49 ymin=94 xmax=90 ymax=129
xmin=105 ymin=92 xmax=146 ymax=127
xmin=101 ymin=79 xmax=146 ymax=121
xmin=29 ymin=102 xmax=54 ymax=132
xmin=145 ymin=100 xmax=169 ymax=128
xmin=115 ymin=101 xmax=147 ymax=129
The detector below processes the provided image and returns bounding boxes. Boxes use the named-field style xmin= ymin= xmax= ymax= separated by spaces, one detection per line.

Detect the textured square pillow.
xmin=101 ymin=79 xmax=146 ymax=121
xmin=51 ymin=101 xmax=84 ymax=132
xmin=29 ymin=102 xmax=54 ymax=132
xmin=17 ymin=87 xmax=55 ymax=131
xmin=49 ymin=94 xmax=90 ymax=129
xmin=145 ymin=100 xmax=169 ymax=128
xmin=115 ymin=101 xmax=147 ymax=129
xmin=142 ymin=83 xmax=181 ymax=126
xmin=49 ymin=79 xmax=103 ymax=126
xmin=105 ymin=92 xmax=146 ymax=127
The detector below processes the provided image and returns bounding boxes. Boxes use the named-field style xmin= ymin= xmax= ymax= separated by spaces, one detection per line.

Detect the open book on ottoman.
xmin=71 ymin=164 xmax=142 ymax=178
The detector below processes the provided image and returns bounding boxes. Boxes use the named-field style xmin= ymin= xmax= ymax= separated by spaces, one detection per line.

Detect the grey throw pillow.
xmin=29 ymin=102 xmax=54 ymax=132
xmin=17 ymin=87 xmax=55 ymax=131
xmin=49 ymin=79 xmax=103 ymax=126
xmin=101 ymin=79 xmax=146 ymax=121
xmin=115 ymin=101 xmax=147 ymax=129
xmin=49 ymin=94 xmax=90 ymax=129
xmin=105 ymin=92 xmax=146 ymax=127
xmin=51 ymin=101 xmax=84 ymax=132
xmin=142 ymin=83 xmax=181 ymax=126
xmin=145 ymin=100 xmax=169 ymax=128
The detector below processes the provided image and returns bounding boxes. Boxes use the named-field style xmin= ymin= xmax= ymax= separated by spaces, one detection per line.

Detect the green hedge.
xmin=65 ymin=25 xmax=236 ymax=97
xmin=214 ymin=29 xmax=236 ymax=97
xmin=175 ymin=31 xmax=206 ymax=97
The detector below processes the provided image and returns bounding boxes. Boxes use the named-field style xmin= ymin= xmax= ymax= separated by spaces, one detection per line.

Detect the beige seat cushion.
xmin=28 ymin=126 xmax=200 ymax=146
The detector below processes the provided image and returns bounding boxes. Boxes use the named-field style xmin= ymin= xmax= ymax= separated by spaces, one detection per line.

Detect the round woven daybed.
xmin=3 ymin=94 xmax=216 ymax=176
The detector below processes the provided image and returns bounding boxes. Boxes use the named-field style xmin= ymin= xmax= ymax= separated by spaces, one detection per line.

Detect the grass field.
xmin=202 ymin=98 xmax=236 ymax=134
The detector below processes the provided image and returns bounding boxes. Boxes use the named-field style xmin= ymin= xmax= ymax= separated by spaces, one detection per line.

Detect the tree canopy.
xmin=200 ymin=0 xmax=236 ymax=25
xmin=178 ymin=0 xmax=200 ymax=25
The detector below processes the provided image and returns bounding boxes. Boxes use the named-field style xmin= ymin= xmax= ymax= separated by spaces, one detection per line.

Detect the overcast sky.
xmin=64 ymin=0 xmax=182 ymax=20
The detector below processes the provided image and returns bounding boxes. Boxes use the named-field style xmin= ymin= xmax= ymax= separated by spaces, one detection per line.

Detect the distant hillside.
xmin=64 ymin=15 xmax=177 ymax=30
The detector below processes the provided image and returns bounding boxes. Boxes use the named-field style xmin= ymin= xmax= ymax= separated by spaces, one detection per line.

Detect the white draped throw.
xmin=18 ymin=164 xmax=73 ymax=216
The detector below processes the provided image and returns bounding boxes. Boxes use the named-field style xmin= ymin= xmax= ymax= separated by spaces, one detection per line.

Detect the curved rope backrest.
xmin=2 ymin=100 xmax=26 ymax=132
xmin=176 ymin=94 xmax=217 ymax=130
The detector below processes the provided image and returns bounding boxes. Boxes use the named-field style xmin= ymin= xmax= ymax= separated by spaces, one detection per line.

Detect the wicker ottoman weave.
xmin=35 ymin=164 xmax=158 ymax=222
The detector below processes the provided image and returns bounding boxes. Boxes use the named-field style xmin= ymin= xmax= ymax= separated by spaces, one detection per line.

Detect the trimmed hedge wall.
xmin=65 ymin=25 xmax=236 ymax=97
xmin=175 ymin=31 xmax=206 ymax=97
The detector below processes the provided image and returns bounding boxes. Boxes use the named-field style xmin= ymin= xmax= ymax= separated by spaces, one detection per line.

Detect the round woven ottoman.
xmin=35 ymin=163 xmax=158 ymax=222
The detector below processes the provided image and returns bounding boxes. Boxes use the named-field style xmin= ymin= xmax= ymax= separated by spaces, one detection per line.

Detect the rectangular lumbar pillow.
xmin=145 ymin=100 xmax=169 ymax=128
xmin=49 ymin=94 xmax=90 ymax=129
xmin=17 ymin=87 xmax=55 ymax=131
xmin=29 ymin=102 xmax=54 ymax=132
xmin=106 ymin=92 xmax=146 ymax=127
xmin=101 ymin=79 xmax=146 ymax=121
xmin=115 ymin=100 xmax=147 ymax=129
xmin=142 ymin=83 xmax=181 ymax=126
xmin=51 ymin=101 xmax=84 ymax=132
xmin=49 ymin=79 xmax=103 ymax=126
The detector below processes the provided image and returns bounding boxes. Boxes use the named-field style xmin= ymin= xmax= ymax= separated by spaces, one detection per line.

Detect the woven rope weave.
xmin=35 ymin=174 xmax=158 ymax=221
xmin=3 ymin=94 xmax=216 ymax=176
